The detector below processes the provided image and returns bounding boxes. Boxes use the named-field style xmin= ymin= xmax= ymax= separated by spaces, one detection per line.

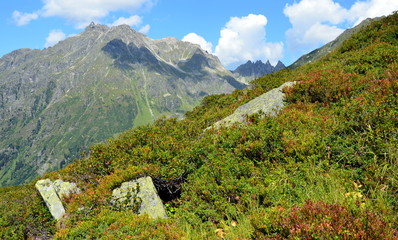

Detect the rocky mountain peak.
xmin=232 ymin=59 xmax=286 ymax=84
xmin=274 ymin=61 xmax=286 ymax=71
xmin=85 ymin=22 xmax=109 ymax=32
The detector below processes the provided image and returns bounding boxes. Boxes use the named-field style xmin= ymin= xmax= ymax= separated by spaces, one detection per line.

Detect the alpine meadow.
xmin=0 ymin=10 xmax=397 ymax=240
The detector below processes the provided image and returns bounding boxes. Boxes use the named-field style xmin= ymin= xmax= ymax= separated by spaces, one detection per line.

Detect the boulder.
xmin=35 ymin=179 xmax=80 ymax=220
xmin=112 ymin=176 xmax=167 ymax=219
xmin=212 ymin=81 xmax=296 ymax=128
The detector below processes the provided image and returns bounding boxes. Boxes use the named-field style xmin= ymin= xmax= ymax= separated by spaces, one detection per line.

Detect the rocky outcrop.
xmin=35 ymin=179 xmax=80 ymax=220
xmin=212 ymin=81 xmax=296 ymax=128
xmin=112 ymin=176 xmax=167 ymax=219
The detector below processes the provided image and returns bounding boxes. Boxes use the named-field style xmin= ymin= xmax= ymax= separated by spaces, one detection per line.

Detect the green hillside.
xmin=1 ymin=12 xmax=397 ymax=239
xmin=0 ymin=23 xmax=244 ymax=187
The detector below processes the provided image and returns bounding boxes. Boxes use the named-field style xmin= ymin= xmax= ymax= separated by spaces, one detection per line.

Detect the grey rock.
xmin=112 ymin=176 xmax=167 ymax=219
xmin=212 ymin=81 xmax=296 ymax=128
xmin=35 ymin=178 xmax=80 ymax=220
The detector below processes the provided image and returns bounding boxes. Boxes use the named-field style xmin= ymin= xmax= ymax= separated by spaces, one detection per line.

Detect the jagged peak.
xmin=84 ymin=22 xmax=109 ymax=32
xmin=275 ymin=60 xmax=285 ymax=66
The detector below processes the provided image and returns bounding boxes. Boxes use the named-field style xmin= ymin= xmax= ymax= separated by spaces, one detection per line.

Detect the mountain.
xmin=0 ymin=22 xmax=245 ymax=186
xmin=289 ymin=17 xmax=381 ymax=69
xmin=1 ymin=12 xmax=397 ymax=239
xmin=232 ymin=60 xmax=286 ymax=83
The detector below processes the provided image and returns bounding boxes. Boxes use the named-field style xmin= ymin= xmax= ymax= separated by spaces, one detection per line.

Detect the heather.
xmin=1 ymin=12 xmax=397 ymax=239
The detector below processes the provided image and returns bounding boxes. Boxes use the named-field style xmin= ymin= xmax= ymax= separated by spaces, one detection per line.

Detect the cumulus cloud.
xmin=110 ymin=15 xmax=142 ymax=27
xmin=349 ymin=0 xmax=398 ymax=25
xmin=284 ymin=0 xmax=398 ymax=53
xmin=139 ymin=24 xmax=151 ymax=34
xmin=284 ymin=0 xmax=347 ymax=50
xmin=109 ymin=16 xmax=150 ymax=34
xmin=182 ymin=33 xmax=213 ymax=53
xmin=214 ymin=14 xmax=283 ymax=67
xmin=12 ymin=11 xmax=39 ymax=26
xmin=13 ymin=0 xmax=154 ymax=28
xmin=44 ymin=30 xmax=66 ymax=48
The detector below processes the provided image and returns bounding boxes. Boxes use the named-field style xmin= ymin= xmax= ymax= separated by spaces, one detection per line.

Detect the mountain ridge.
xmin=288 ymin=17 xmax=382 ymax=69
xmin=232 ymin=59 xmax=286 ymax=84
xmin=0 ymin=23 xmax=244 ymax=186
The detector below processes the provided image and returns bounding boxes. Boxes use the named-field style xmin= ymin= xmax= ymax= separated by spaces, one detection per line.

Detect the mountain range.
xmin=0 ymin=22 xmax=246 ymax=186
xmin=232 ymin=60 xmax=285 ymax=83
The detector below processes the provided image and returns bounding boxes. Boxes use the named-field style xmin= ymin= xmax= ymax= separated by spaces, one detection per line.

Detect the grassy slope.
xmin=1 ymin=13 xmax=397 ymax=239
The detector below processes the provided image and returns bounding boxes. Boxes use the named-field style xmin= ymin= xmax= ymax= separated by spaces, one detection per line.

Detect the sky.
xmin=1 ymin=0 xmax=397 ymax=69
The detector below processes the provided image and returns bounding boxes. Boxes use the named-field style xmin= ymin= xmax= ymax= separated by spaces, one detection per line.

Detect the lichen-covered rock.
xmin=212 ymin=81 xmax=296 ymax=128
xmin=35 ymin=179 xmax=66 ymax=220
xmin=112 ymin=176 xmax=167 ymax=219
xmin=53 ymin=179 xmax=81 ymax=198
xmin=35 ymin=179 xmax=81 ymax=220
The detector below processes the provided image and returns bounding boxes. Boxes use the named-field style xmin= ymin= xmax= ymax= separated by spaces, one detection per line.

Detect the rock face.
xmin=232 ymin=60 xmax=286 ymax=84
xmin=35 ymin=179 xmax=80 ymax=220
xmin=0 ymin=23 xmax=245 ymax=186
xmin=112 ymin=176 xmax=167 ymax=219
xmin=212 ymin=81 xmax=296 ymax=128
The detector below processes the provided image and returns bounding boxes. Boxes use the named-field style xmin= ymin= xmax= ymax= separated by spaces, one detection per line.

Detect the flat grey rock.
xmin=212 ymin=81 xmax=296 ymax=128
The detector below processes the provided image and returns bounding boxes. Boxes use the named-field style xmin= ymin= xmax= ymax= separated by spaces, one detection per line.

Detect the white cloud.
xmin=349 ymin=0 xmax=398 ymax=25
xmin=12 ymin=11 xmax=39 ymax=26
xmin=284 ymin=0 xmax=398 ymax=53
xmin=214 ymin=14 xmax=283 ymax=67
xmin=110 ymin=16 xmax=150 ymax=34
xmin=182 ymin=33 xmax=213 ymax=53
xmin=303 ymin=23 xmax=344 ymax=45
xmin=139 ymin=24 xmax=151 ymax=34
xmin=284 ymin=0 xmax=347 ymax=50
xmin=44 ymin=30 xmax=66 ymax=48
xmin=13 ymin=0 xmax=155 ymax=28
xmin=110 ymin=15 xmax=142 ymax=27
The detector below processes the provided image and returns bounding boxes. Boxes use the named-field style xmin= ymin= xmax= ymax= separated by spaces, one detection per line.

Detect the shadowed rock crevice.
xmin=152 ymin=175 xmax=185 ymax=202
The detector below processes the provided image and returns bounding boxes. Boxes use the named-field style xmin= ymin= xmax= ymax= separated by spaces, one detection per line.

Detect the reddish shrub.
xmin=276 ymin=200 xmax=397 ymax=240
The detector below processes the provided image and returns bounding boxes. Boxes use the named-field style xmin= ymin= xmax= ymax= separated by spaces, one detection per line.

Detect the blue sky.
xmin=1 ymin=0 xmax=397 ymax=69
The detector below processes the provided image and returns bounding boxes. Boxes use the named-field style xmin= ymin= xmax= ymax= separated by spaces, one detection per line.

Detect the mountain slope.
xmin=0 ymin=23 xmax=244 ymax=186
xmin=289 ymin=17 xmax=381 ymax=69
xmin=232 ymin=60 xmax=285 ymax=83
xmin=1 ymin=12 xmax=397 ymax=239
